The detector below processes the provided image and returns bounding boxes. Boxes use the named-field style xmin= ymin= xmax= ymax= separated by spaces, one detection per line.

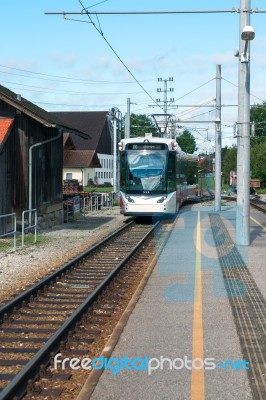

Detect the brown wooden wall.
xmin=0 ymin=101 xmax=63 ymax=226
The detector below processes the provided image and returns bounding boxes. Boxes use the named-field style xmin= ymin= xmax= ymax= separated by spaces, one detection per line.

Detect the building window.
xmin=66 ymin=173 xmax=72 ymax=180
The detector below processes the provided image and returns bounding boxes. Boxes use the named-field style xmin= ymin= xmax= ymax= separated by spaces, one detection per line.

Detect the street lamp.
xmin=240 ymin=25 xmax=255 ymax=62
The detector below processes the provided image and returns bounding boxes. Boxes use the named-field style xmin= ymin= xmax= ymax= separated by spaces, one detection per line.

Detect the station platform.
xmin=80 ymin=201 xmax=266 ymax=400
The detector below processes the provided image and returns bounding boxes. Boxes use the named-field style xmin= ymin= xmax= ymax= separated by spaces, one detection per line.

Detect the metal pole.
xmin=236 ymin=0 xmax=251 ymax=245
xmin=215 ymin=64 xmax=222 ymax=211
xmin=113 ymin=117 xmax=117 ymax=194
xmin=125 ymin=97 xmax=130 ymax=138
xmin=29 ymin=130 xmax=62 ymax=212
xmin=164 ymin=79 xmax=167 ymax=135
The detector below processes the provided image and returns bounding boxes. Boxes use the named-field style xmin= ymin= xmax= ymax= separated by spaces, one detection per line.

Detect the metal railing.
xmin=0 ymin=213 xmax=17 ymax=251
xmin=22 ymin=209 xmax=37 ymax=248
xmin=83 ymin=192 xmax=115 ymax=214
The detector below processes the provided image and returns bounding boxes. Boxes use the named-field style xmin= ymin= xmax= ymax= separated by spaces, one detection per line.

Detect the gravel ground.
xmin=0 ymin=207 xmax=127 ymax=305
xmin=1 ymin=195 xmax=265 ymax=306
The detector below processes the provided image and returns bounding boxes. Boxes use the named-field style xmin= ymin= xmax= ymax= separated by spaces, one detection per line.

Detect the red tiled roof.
xmin=0 ymin=117 xmax=14 ymax=147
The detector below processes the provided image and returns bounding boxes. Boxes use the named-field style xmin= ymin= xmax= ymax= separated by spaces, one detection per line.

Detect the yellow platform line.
xmin=250 ymin=215 xmax=266 ymax=231
xmin=191 ymin=211 xmax=205 ymax=400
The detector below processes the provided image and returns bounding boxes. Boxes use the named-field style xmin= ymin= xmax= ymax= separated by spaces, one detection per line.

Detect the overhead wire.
xmin=0 ymin=78 xmax=146 ymax=96
xmin=222 ymin=77 xmax=266 ymax=103
xmin=77 ymin=0 xmax=164 ymax=111
xmin=0 ymin=64 xmax=153 ymax=85
xmin=175 ymin=79 xmax=215 ymax=102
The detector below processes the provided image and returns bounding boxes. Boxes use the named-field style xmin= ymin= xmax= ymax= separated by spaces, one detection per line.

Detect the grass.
xmin=0 ymin=233 xmax=49 ymax=254
xmin=83 ymin=186 xmax=114 ymax=193
xmin=257 ymin=188 xmax=266 ymax=194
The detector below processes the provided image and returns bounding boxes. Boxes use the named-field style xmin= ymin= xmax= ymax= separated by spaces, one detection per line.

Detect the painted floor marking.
xmin=191 ymin=211 xmax=205 ymax=400
xmin=250 ymin=216 xmax=266 ymax=231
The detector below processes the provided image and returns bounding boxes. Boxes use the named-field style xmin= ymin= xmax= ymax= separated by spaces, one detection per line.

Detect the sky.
xmin=1 ymin=0 xmax=266 ymax=153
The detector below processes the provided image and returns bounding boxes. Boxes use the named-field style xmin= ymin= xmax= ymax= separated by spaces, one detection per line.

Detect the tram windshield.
xmin=125 ymin=149 xmax=168 ymax=193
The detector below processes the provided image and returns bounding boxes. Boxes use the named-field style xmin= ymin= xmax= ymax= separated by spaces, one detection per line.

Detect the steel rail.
xmin=221 ymin=196 xmax=266 ymax=214
xmin=0 ymin=220 xmax=160 ymax=400
xmin=0 ymin=219 xmax=134 ymax=321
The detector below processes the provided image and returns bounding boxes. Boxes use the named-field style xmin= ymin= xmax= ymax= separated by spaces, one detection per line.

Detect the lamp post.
xmin=236 ymin=0 xmax=255 ymax=246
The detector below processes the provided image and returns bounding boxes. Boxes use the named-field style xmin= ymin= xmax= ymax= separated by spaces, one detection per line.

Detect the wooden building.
xmin=0 ymin=84 xmax=87 ymax=232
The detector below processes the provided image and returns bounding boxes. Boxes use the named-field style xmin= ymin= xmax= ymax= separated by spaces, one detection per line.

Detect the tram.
xmin=119 ymin=133 xmax=198 ymax=217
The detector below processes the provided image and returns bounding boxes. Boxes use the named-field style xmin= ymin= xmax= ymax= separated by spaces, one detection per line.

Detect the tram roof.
xmin=119 ymin=135 xmax=198 ymax=160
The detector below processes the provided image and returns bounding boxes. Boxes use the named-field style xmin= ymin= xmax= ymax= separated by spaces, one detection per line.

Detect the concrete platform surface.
xmin=88 ymin=202 xmax=265 ymax=400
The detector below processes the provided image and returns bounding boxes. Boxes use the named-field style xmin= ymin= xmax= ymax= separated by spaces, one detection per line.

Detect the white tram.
xmin=119 ymin=133 xmax=198 ymax=217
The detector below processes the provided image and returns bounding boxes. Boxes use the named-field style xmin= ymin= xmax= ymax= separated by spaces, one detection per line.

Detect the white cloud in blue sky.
xmin=1 ymin=0 xmax=266 ymax=152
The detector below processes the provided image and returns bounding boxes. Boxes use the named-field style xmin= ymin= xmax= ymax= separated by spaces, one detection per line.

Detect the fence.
xmin=198 ymin=173 xmax=215 ymax=199
xmin=81 ymin=192 xmax=116 ymax=214
xmin=0 ymin=213 xmax=17 ymax=251
xmin=21 ymin=209 xmax=37 ymax=248
xmin=63 ymin=192 xmax=116 ymax=222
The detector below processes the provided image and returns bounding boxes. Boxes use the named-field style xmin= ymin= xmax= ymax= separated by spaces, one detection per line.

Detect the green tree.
xmin=176 ymin=129 xmax=197 ymax=154
xmin=122 ymin=113 xmax=158 ymax=138
xmin=249 ymin=102 xmax=266 ymax=184
xmin=250 ymin=140 xmax=266 ymax=183
xmin=221 ymin=145 xmax=237 ymax=185
xmin=250 ymin=102 xmax=266 ymax=145
xmin=221 ymin=146 xmax=229 ymax=162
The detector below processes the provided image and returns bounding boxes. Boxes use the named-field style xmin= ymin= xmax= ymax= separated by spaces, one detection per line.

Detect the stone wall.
xmin=38 ymin=202 xmax=64 ymax=230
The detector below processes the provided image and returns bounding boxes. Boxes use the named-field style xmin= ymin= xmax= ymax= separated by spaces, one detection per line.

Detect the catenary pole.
xmin=113 ymin=116 xmax=117 ymax=194
xmin=236 ymin=0 xmax=251 ymax=245
xmin=125 ymin=98 xmax=130 ymax=138
xmin=215 ymin=64 xmax=222 ymax=212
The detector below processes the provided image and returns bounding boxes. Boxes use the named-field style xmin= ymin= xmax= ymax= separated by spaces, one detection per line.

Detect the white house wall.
xmin=94 ymin=153 xmax=114 ymax=185
xmin=63 ymin=167 xmax=91 ymax=186
xmin=63 ymin=154 xmax=114 ymax=187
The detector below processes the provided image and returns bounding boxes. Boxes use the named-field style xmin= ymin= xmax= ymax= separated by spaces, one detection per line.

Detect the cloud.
xmin=48 ymin=51 xmax=78 ymax=66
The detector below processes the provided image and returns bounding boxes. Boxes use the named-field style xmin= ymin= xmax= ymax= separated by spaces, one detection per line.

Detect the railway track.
xmin=250 ymin=197 xmax=266 ymax=213
xmin=0 ymin=218 xmax=172 ymax=399
xmin=221 ymin=195 xmax=266 ymax=213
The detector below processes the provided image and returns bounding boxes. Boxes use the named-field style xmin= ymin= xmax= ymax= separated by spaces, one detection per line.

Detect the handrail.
xmin=0 ymin=213 xmax=16 ymax=251
xmin=22 ymin=209 xmax=37 ymax=248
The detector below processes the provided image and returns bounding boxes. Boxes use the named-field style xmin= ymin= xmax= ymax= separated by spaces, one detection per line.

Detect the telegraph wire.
xmin=34 ymin=101 xmax=125 ymax=108
xmin=0 ymin=78 xmax=146 ymax=96
xmin=0 ymin=64 xmax=152 ymax=85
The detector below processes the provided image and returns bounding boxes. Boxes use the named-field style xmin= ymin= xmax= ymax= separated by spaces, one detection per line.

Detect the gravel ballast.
xmin=0 ymin=208 xmax=127 ymax=305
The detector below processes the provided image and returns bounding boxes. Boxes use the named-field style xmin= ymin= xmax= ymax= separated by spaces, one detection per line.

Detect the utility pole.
xmin=125 ymin=97 xmax=131 ymax=138
xmin=215 ymin=64 xmax=222 ymax=212
xmin=110 ymin=107 xmax=122 ymax=196
xmin=156 ymin=77 xmax=174 ymax=136
xmin=113 ymin=116 xmax=117 ymax=194
xmin=236 ymin=0 xmax=254 ymax=246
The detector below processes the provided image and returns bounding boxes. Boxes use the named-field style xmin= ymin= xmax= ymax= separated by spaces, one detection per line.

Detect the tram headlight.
xmin=157 ymin=196 xmax=167 ymax=203
xmin=125 ymin=195 xmax=135 ymax=203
